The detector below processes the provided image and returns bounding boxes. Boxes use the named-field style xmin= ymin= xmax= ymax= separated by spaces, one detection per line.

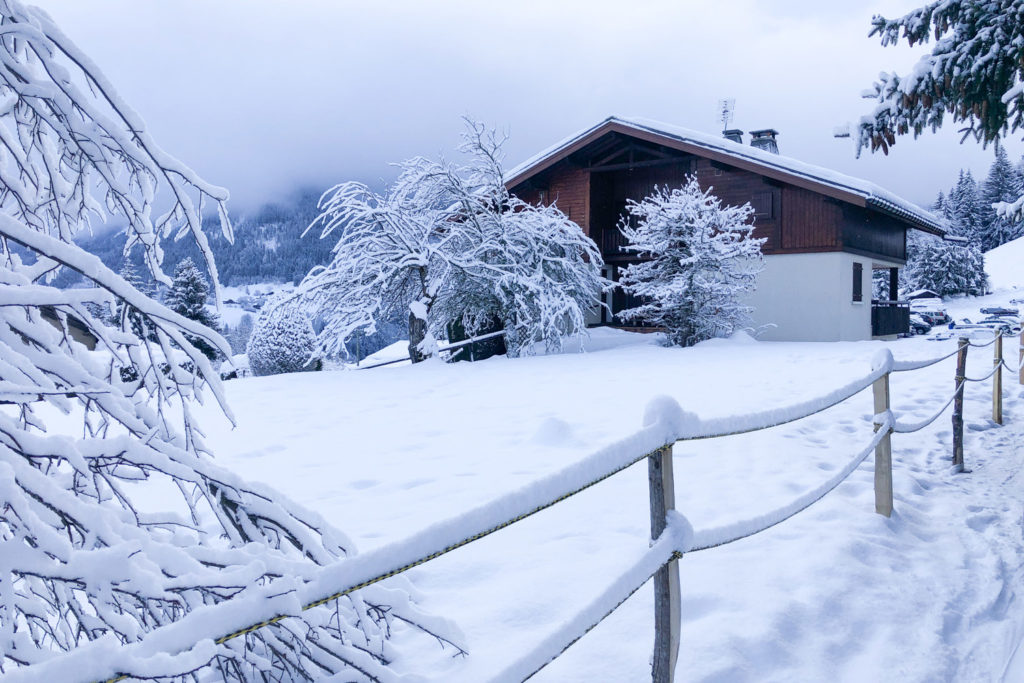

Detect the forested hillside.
xmin=56 ymin=189 xmax=336 ymax=289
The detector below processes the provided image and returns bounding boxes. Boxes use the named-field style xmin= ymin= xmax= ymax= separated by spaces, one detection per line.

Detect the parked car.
xmin=915 ymin=309 xmax=951 ymax=326
xmin=980 ymin=306 xmax=1019 ymax=316
xmin=977 ymin=317 xmax=1021 ymax=334
xmin=908 ymin=314 xmax=931 ymax=335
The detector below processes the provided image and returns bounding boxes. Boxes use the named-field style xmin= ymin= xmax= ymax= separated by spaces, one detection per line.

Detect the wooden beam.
xmin=587 ymin=157 xmax=691 ymax=173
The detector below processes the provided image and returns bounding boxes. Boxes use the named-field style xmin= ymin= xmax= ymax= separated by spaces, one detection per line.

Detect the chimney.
xmin=722 ymin=128 xmax=744 ymax=144
xmin=749 ymin=128 xmax=779 ymax=154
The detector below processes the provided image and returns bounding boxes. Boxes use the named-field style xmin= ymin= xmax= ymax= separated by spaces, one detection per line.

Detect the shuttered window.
xmin=852 ymin=262 xmax=863 ymax=302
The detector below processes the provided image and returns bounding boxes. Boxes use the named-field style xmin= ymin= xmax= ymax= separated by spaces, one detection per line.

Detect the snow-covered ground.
xmin=985 ymin=236 xmax=1024 ymax=294
xmin=195 ymin=301 xmax=1024 ymax=680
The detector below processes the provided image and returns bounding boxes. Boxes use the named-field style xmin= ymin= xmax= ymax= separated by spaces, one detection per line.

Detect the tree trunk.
xmin=408 ymin=311 xmax=429 ymax=363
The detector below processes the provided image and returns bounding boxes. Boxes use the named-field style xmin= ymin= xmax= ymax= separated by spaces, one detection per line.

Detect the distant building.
xmin=506 ymin=116 xmax=945 ymax=341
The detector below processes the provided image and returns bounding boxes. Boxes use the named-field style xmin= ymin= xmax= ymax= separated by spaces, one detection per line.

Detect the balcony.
xmin=871 ymin=300 xmax=909 ymax=337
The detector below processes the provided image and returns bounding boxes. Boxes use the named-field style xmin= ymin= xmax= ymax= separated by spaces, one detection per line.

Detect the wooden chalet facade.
xmin=505 ymin=117 xmax=946 ymax=342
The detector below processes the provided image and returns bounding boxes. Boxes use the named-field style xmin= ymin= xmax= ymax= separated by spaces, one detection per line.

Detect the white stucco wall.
xmin=744 ymin=252 xmax=897 ymax=342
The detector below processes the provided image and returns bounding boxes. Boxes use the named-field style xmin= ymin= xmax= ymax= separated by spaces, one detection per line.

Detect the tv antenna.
xmin=717 ymin=98 xmax=735 ymax=132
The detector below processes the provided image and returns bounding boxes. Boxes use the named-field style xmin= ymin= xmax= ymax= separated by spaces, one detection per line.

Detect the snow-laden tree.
xmin=113 ymin=259 xmax=152 ymax=340
xmin=247 ymin=301 xmax=321 ymax=376
xmin=617 ymin=177 xmax=765 ymax=347
xmin=903 ymin=232 xmax=987 ymax=296
xmin=227 ymin=312 xmax=255 ymax=354
xmin=165 ymin=256 xmax=220 ymax=360
xmin=429 ymin=121 xmax=608 ymax=357
xmin=945 ymin=170 xmax=985 ymax=244
xmin=0 ymin=2 xmax=458 ymax=680
xmin=857 ymin=1 xmax=1024 ymax=219
xmin=980 ymin=143 xmax=1024 ymax=249
xmin=296 ymin=118 xmax=607 ymax=362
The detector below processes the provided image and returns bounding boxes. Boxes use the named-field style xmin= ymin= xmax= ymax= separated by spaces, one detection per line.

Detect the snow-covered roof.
xmin=505 ymin=116 xmax=946 ymax=235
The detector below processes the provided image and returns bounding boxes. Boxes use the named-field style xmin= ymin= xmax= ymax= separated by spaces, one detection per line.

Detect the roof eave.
xmin=866 ymin=197 xmax=946 ymax=236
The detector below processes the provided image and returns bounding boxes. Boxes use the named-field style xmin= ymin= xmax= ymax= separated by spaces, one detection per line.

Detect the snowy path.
xmin=200 ymin=327 xmax=1024 ymax=681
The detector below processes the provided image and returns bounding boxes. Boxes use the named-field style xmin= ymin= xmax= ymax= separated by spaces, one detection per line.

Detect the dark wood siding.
xmin=840 ymin=205 xmax=907 ymax=263
xmin=779 ymin=186 xmax=842 ymax=251
xmin=589 ymin=163 xmax=692 ymax=259
xmin=693 ymin=158 xmax=780 ymax=252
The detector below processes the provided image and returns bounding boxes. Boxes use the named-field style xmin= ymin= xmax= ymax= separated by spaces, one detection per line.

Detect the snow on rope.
xmin=891 ymin=344 xmax=964 ymax=372
xmin=676 ymin=359 xmax=889 ymax=441
xmin=890 ymin=380 xmax=966 ymax=434
xmin=963 ymin=362 xmax=1004 ymax=383
xmin=687 ymin=415 xmax=893 ymax=552
xmin=967 ymin=335 xmax=1001 ymax=349
xmin=488 ymin=513 xmax=692 ymax=683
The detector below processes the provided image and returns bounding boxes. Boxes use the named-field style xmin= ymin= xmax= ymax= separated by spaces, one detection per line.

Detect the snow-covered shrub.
xmin=247 ymin=302 xmax=322 ymax=375
xmin=0 ymin=3 xmax=459 ymax=679
xmin=618 ymin=177 xmax=765 ymax=346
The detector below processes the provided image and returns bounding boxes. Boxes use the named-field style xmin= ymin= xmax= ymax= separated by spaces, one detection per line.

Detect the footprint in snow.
xmin=349 ymin=479 xmax=379 ymax=490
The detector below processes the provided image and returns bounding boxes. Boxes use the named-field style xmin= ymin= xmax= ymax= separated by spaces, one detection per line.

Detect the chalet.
xmin=505 ymin=116 xmax=946 ymax=342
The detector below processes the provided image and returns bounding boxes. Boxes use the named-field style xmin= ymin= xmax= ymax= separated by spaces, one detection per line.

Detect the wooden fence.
xmin=20 ymin=330 xmax=1022 ymax=683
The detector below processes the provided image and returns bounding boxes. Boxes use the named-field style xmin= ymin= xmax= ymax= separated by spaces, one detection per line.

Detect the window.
xmin=852 ymin=262 xmax=863 ymax=302
xmin=751 ymin=191 xmax=774 ymax=220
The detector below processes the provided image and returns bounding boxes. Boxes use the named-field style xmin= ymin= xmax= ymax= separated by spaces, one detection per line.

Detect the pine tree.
xmin=165 ymin=257 xmax=221 ymax=360
xmin=113 ymin=259 xmax=155 ymax=339
xmin=617 ymin=177 xmax=765 ymax=347
xmin=981 ymin=143 xmax=1024 ymax=250
xmin=946 ymin=170 xmax=985 ymax=242
xmin=228 ymin=313 xmax=255 ymax=354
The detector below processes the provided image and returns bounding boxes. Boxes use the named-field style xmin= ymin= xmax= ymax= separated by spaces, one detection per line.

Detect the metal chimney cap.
xmin=749 ymin=128 xmax=779 ymax=138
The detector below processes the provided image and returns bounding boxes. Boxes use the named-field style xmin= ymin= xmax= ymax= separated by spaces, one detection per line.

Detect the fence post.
xmin=994 ymin=330 xmax=1003 ymax=425
xmin=872 ymin=369 xmax=893 ymax=517
xmin=1019 ymin=327 xmax=1023 ymax=385
xmin=953 ymin=337 xmax=968 ymax=472
xmin=649 ymin=445 xmax=679 ymax=683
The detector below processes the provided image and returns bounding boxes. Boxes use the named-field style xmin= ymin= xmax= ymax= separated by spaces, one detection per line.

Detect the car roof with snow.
xmin=505 ymin=116 xmax=946 ymax=236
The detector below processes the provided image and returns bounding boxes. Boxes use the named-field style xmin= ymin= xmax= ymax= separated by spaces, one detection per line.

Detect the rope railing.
xmin=688 ymin=417 xmax=892 ymax=552
xmin=24 ymin=334 xmax=1016 ymax=683
xmin=489 ymin=518 xmax=687 ymax=683
xmin=891 ymin=380 xmax=966 ymax=434
xmin=891 ymin=345 xmax=964 ymax=372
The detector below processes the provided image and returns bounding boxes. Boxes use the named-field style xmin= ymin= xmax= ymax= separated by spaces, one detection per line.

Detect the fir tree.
xmin=980 ymin=143 xmax=1024 ymax=250
xmin=113 ymin=259 xmax=155 ymax=339
xmin=165 ymin=257 xmax=221 ymax=360
xmin=946 ymin=170 xmax=985 ymax=242
xmin=617 ymin=177 xmax=765 ymax=347
xmin=227 ymin=313 xmax=255 ymax=354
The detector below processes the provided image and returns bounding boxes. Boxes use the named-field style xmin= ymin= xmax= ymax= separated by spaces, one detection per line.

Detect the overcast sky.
xmin=31 ymin=0 xmax=1024 ymax=213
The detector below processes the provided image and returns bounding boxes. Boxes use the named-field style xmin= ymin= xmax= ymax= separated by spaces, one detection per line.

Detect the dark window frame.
xmin=852 ymin=261 xmax=863 ymax=302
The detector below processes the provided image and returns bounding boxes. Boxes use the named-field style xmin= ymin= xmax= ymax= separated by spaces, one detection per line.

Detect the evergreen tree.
xmin=165 ymin=257 xmax=221 ymax=360
xmin=227 ymin=313 xmax=255 ymax=354
xmin=946 ymin=170 xmax=985 ymax=242
xmin=617 ymin=177 xmax=765 ymax=347
xmin=902 ymin=234 xmax=987 ymax=297
xmin=113 ymin=259 xmax=155 ymax=339
xmin=981 ymin=143 xmax=1024 ymax=250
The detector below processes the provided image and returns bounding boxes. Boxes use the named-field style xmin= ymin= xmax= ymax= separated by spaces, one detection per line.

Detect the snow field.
xmin=196 ymin=323 xmax=1024 ymax=681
